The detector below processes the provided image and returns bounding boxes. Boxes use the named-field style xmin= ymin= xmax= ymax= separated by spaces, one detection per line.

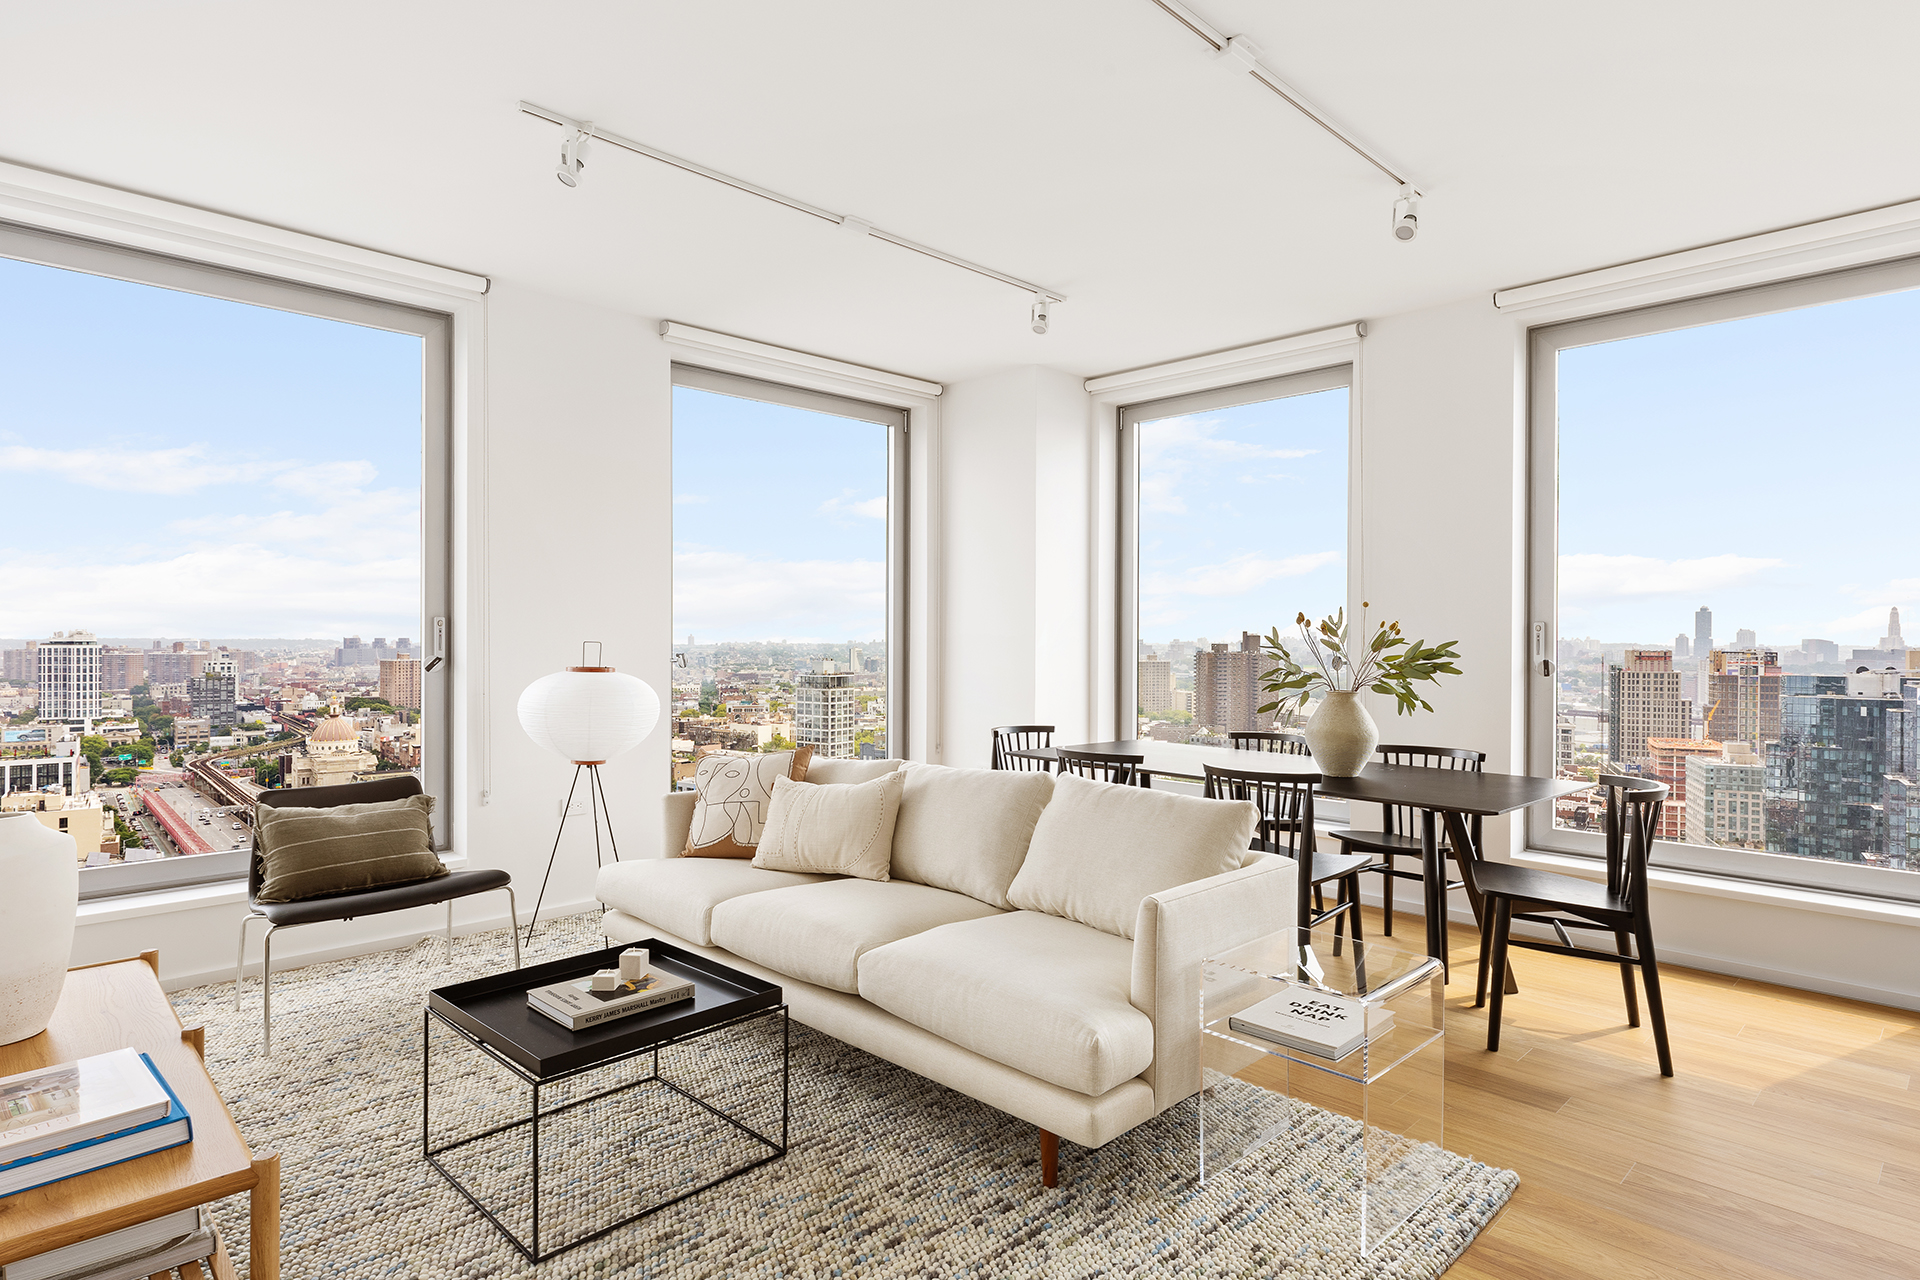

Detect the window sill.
xmin=1513 ymin=848 xmax=1920 ymax=926
xmin=75 ymin=852 xmax=470 ymax=925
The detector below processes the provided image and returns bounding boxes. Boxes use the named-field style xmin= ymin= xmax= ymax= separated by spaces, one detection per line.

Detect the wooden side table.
xmin=0 ymin=951 xmax=279 ymax=1279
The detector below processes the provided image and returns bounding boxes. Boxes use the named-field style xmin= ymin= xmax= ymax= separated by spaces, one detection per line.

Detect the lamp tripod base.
xmin=524 ymin=763 xmax=621 ymax=948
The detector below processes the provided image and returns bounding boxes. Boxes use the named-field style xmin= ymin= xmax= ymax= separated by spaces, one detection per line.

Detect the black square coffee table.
xmin=423 ymin=938 xmax=788 ymax=1261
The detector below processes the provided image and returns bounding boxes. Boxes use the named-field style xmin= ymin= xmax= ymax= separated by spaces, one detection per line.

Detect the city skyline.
xmin=0 ymin=254 xmax=424 ymax=641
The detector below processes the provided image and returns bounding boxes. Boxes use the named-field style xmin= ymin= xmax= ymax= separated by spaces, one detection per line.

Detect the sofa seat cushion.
xmin=711 ymin=879 xmax=1004 ymax=994
xmin=595 ymin=858 xmax=836 ymax=946
xmin=888 ymin=764 xmax=1054 ymax=908
xmin=856 ymin=911 xmax=1151 ymax=1097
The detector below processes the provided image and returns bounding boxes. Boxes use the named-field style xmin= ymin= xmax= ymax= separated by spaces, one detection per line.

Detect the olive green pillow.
xmin=253 ymin=794 xmax=446 ymax=903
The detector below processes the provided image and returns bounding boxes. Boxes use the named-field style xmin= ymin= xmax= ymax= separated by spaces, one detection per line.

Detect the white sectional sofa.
xmin=595 ymin=759 xmax=1297 ymax=1185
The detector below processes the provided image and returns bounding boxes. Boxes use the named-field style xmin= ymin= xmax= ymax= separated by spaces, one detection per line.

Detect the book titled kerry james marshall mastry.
xmin=527 ymin=969 xmax=696 ymax=1031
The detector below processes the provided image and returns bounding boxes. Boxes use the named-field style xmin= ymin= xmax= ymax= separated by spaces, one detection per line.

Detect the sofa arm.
xmin=662 ymin=791 xmax=695 ymax=857
xmin=1130 ymin=851 xmax=1297 ymax=1113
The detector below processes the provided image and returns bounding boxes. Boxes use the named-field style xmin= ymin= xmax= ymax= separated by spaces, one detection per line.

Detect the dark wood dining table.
xmin=1017 ymin=739 xmax=1588 ymax=985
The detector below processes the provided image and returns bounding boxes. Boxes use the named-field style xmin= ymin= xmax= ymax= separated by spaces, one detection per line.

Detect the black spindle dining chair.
xmin=1328 ymin=744 xmax=1486 ymax=937
xmin=1475 ymin=774 xmax=1674 ymax=1076
xmin=1056 ymin=748 xmax=1148 ymax=787
xmin=1203 ymin=763 xmax=1378 ymax=950
xmin=991 ymin=725 xmax=1055 ymax=772
xmin=1228 ymin=730 xmax=1310 ymax=754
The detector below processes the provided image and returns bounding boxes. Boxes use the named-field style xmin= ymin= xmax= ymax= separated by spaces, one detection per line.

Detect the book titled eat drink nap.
xmin=1228 ymin=988 xmax=1395 ymax=1062
xmin=527 ymin=969 xmax=696 ymax=1031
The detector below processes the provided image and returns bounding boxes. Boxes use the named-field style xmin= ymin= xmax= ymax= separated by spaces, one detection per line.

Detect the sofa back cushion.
xmin=804 ymin=757 xmax=906 ymax=785
xmin=1006 ymin=773 xmax=1258 ymax=938
xmin=888 ymin=764 xmax=1053 ymax=908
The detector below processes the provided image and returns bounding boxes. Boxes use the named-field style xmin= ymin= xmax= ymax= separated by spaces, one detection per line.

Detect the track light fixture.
xmin=556 ymin=127 xmax=593 ymax=187
xmin=521 ymin=102 xmax=1067 ymax=334
xmin=1392 ymin=189 xmax=1419 ymax=242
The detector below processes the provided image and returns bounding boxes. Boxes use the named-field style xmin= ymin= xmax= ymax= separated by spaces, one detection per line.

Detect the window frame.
xmin=669 ymin=363 xmax=909 ymax=757
xmin=1115 ymin=364 xmax=1354 ymax=732
xmin=0 ymin=219 xmax=454 ymax=899
xmin=1527 ymin=253 xmax=1920 ymax=905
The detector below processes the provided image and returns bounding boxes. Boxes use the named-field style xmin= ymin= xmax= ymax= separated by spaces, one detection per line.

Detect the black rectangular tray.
xmin=426 ymin=938 xmax=782 ymax=1078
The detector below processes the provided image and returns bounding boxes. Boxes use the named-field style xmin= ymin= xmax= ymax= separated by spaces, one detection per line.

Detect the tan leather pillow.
xmin=682 ymin=747 xmax=814 ymax=858
xmin=752 ymin=772 xmax=904 ymax=881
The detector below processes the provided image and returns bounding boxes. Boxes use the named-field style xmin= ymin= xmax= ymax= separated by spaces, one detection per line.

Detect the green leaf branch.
xmin=1257 ymin=603 xmax=1464 ymax=719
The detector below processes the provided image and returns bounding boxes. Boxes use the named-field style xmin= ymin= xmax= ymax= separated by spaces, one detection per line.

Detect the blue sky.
xmin=673 ymin=385 xmax=888 ymax=642
xmin=1137 ymin=387 xmax=1349 ymax=645
xmin=1558 ymin=285 xmax=1920 ymax=650
xmin=0 ymin=255 xmax=423 ymax=642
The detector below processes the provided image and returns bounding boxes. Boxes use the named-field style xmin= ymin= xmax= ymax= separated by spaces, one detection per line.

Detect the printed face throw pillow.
xmin=682 ymin=748 xmax=814 ymax=858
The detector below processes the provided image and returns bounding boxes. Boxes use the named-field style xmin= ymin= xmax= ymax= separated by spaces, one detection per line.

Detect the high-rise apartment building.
xmin=100 ymin=648 xmax=146 ymax=691
xmin=795 ymin=670 xmax=856 ymax=759
xmin=1193 ymin=632 xmax=1277 ymax=735
xmin=1138 ymin=652 xmax=1175 ymax=715
xmin=1704 ymin=649 xmax=1782 ymax=750
xmin=1672 ymin=633 xmax=1691 ymax=660
xmin=36 ymin=631 xmax=101 ymax=723
xmin=1735 ymin=628 xmax=1757 ymax=648
xmin=1649 ymin=737 xmax=1724 ymax=841
xmin=1685 ymin=748 xmax=1767 ymax=850
xmin=146 ymin=645 xmax=208 ymax=685
xmin=379 ymin=654 xmax=422 ymax=710
xmin=1801 ymin=638 xmax=1839 ymax=665
xmin=189 ymin=671 xmax=236 ymax=731
xmin=335 ymin=636 xmax=414 ymax=666
xmin=1693 ymin=606 xmax=1713 ymax=658
xmin=1768 ymin=686 xmax=1920 ymax=865
xmin=3 ymin=641 xmax=38 ymax=686
xmin=1607 ymin=649 xmax=1689 ymax=768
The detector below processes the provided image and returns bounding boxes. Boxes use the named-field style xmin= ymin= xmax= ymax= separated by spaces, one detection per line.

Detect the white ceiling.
xmin=3 ymin=1 xmax=1917 ymax=382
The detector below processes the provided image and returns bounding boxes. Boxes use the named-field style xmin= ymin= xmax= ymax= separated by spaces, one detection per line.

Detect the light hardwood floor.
xmin=1319 ymin=908 xmax=1920 ymax=1279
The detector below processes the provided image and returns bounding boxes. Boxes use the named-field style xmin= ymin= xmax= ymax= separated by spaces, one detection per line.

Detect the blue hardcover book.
xmin=0 ymin=1054 xmax=192 ymax=1198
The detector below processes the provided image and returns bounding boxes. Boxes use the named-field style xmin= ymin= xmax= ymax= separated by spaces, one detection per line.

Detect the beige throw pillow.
xmin=253 ymin=794 xmax=446 ymax=903
xmin=752 ymin=772 xmax=904 ymax=881
xmin=684 ymin=747 xmax=814 ymax=858
xmin=1006 ymin=772 xmax=1257 ymax=938
xmin=887 ymin=764 xmax=1054 ymax=908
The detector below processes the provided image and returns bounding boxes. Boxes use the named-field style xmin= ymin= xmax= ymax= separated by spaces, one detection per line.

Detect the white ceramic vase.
xmin=0 ymin=812 xmax=79 ymax=1046
xmin=1303 ymin=690 xmax=1380 ymax=777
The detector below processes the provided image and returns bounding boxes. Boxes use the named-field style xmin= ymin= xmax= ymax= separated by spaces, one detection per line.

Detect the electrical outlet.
xmin=559 ymin=795 xmax=592 ymax=818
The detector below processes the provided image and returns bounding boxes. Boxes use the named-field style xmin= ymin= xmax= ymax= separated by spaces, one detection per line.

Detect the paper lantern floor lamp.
xmin=518 ymin=641 xmax=660 ymax=943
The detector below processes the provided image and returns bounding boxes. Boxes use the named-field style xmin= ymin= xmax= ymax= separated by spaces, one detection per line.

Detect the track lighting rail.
xmin=1144 ymin=0 xmax=1423 ymax=195
xmin=520 ymin=101 xmax=1067 ymax=306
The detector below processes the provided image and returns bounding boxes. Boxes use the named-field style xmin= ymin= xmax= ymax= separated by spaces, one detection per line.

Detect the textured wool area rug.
xmin=172 ymin=914 xmax=1515 ymax=1278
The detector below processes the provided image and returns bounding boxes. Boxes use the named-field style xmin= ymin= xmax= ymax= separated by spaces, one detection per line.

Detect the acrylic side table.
xmin=1199 ymin=926 xmax=1445 ymax=1254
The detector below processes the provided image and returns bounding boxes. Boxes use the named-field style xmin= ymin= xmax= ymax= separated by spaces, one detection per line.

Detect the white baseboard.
xmin=158 ymin=896 xmax=604 ymax=993
xmin=1351 ymin=885 xmax=1920 ymax=1013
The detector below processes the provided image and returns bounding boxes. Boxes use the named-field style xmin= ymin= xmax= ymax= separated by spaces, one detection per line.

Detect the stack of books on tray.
xmin=1227 ymin=986 xmax=1395 ymax=1062
xmin=0 ymin=1206 xmax=214 ymax=1280
xmin=0 ymin=1048 xmax=193 ymax=1198
xmin=527 ymin=968 xmax=696 ymax=1031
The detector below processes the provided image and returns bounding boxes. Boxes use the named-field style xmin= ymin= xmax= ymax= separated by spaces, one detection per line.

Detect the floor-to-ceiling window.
xmin=0 ymin=222 xmax=450 ymax=897
xmin=1118 ymin=367 xmax=1351 ymax=740
xmin=1530 ymin=257 xmax=1920 ymax=901
xmin=670 ymin=365 xmax=905 ymax=781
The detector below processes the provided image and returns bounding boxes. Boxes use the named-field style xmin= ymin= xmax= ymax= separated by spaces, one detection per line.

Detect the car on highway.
xmin=231 ymin=822 xmax=242 ymax=829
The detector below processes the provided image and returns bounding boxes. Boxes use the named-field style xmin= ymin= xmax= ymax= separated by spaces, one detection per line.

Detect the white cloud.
xmin=673 ymin=549 xmax=884 ymax=640
xmin=0 ymin=444 xmax=380 ymax=496
xmin=1135 ymin=414 xmax=1316 ymax=516
xmin=1144 ymin=551 xmax=1339 ymax=599
xmin=817 ymin=494 xmax=887 ymax=520
xmin=1559 ymin=553 xmax=1784 ymax=601
xmin=672 ymin=493 xmax=709 ymax=506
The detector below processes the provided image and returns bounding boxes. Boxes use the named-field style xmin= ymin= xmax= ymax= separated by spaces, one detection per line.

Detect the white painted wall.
xmin=939 ymin=367 xmax=1093 ymax=767
xmin=72 ymin=280 xmax=675 ymax=990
